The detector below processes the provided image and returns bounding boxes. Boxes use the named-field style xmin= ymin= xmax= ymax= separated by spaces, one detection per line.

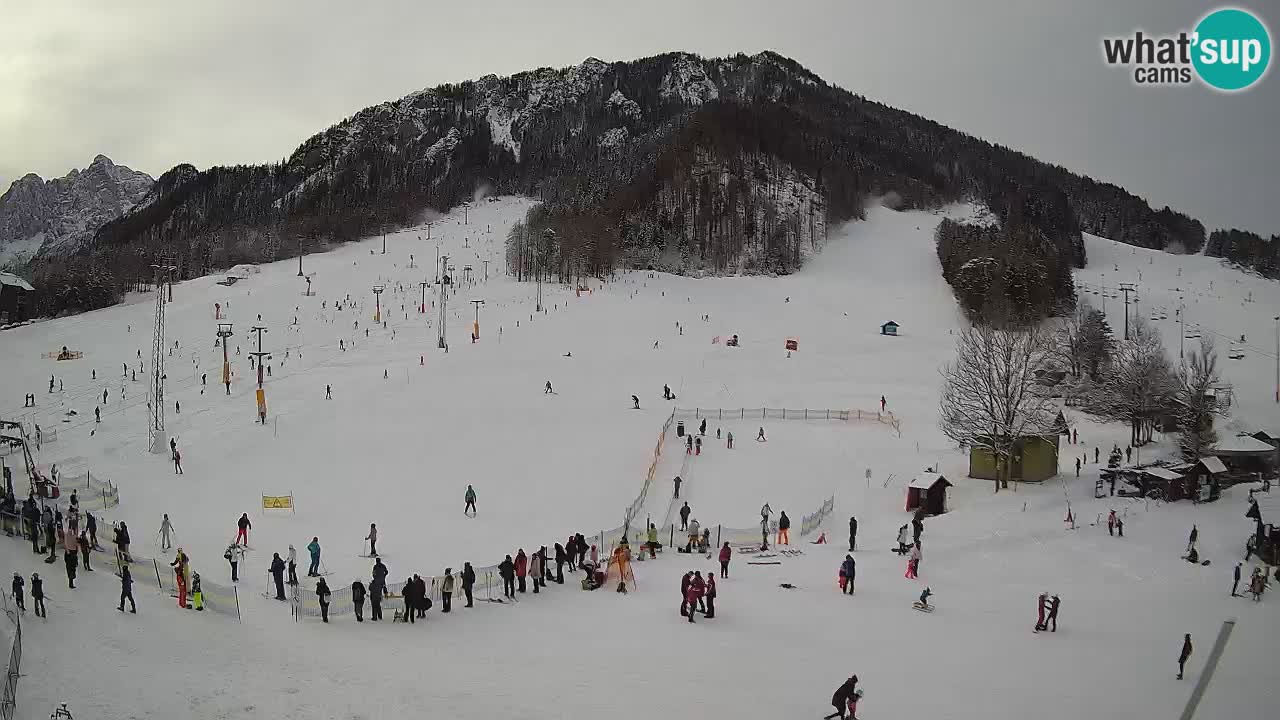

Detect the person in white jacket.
xmin=226 ymin=542 xmax=245 ymax=582
xmin=286 ymin=544 xmax=298 ymax=585
xmin=159 ymin=514 xmax=175 ymax=551
xmin=687 ymin=519 xmax=701 ymax=551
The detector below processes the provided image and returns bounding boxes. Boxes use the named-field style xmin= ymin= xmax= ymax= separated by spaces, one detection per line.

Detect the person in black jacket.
xmin=316 ymin=578 xmax=332 ymax=623
xmin=848 ymin=516 xmax=858 ymax=552
xmin=824 ymin=675 xmax=859 ymax=719
xmin=77 ymin=530 xmax=92 ymax=571
xmin=118 ymin=565 xmax=136 ymax=613
xmin=499 ymin=555 xmax=516 ymax=598
xmin=554 ymin=543 xmax=567 ymax=584
xmin=679 ymin=502 xmax=691 ymax=531
xmin=575 ymin=534 xmax=587 ymax=566
xmin=413 ymin=574 xmax=428 ymax=618
xmin=402 ymin=577 xmax=417 ymax=623
xmin=461 ymin=562 xmax=476 ymax=607
xmin=11 ymin=573 xmax=24 ymax=611
xmin=30 ymin=573 xmax=45 ymax=618
xmin=351 ymin=580 xmax=366 ymax=622
xmin=1047 ymin=594 xmax=1060 ymax=632
xmin=63 ymin=546 xmax=78 ymax=588
xmin=369 ymin=577 xmax=384 ymax=621
xmin=269 ymin=553 xmax=286 ymax=600
xmin=1178 ymin=633 xmax=1193 ymax=679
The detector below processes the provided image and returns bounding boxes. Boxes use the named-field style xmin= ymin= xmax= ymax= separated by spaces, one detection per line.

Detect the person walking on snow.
xmin=686 ymin=434 xmax=693 ymax=454
xmin=159 ymin=514 xmax=175 ymax=550
xmin=825 ymin=675 xmax=860 ymax=720
xmin=694 ymin=436 xmax=702 ymax=456
xmin=663 ymin=384 xmax=672 ymax=400
xmin=726 ymin=431 xmax=734 ymax=449
xmin=1177 ymin=633 xmax=1193 ymax=679
xmin=287 ymin=544 xmax=298 ymax=585
xmin=840 ymin=555 xmax=856 ymax=594
xmin=1034 ymin=592 xmax=1048 ymax=632
xmin=10 ymin=574 xmax=23 ymax=612
xmin=1047 ymin=594 xmax=1060 ymax=631
xmin=515 ymin=549 xmax=528 ymax=593
xmin=306 ymin=537 xmax=321 ymax=577
xmin=529 ymin=549 xmax=544 ymax=594
xmin=270 ymin=553 xmax=286 ymax=600
xmin=672 ymin=475 xmax=682 ymax=498
xmin=1232 ymin=562 xmax=1243 ymax=596
xmin=704 ymin=572 xmax=717 ymax=618
xmin=226 ymin=542 xmax=244 ymax=582
xmin=77 ymin=531 xmax=92 ymax=571
xmin=632 ymin=395 xmax=640 ymax=409
xmin=1187 ymin=525 xmax=1198 ymax=552
xmin=777 ymin=511 xmax=791 ymax=545
xmin=699 ymin=419 xmax=707 ymax=436
xmin=685 ymin=572 xmax=705 ymax=623
xmin=499 ymin=555 xmax=516 ymax=598
xmin=236 ymin=513 xmax=251 ymax=546
xmin=365 ymin=523 xmax=378 ymax=557
xmin=325 ymin=385 xmax=332 ymax=400
xmin=756 ymin=427 xmax=766 ymax=441
xmin=848 ymin=516 xmax=858 ymax=552
xmin=687 ymin=518 xmax=701 ymax=552
xmin=718 ymin=543 xmax=732 ymax=577
xmin=880 ymin=395 xmax=886 ymax=413
xmin=173 ymin=448 xmax=183 ymax=475
xmin=464 ymin=485 xmax=477 ymax=516
xmin=544 ymin=381 xmax=553 ymax=394
xmin=1107 ymin=509 xmax=1117 ymax=536
xmin=30 ymin=573 xmax=45 ymax=618
xmin=1075 ymin=457 xmax=1081 ymax=477
xmin=118 ymin=565 xmax=136 ymax=613
xmin=679 ymin=502 xmax=691 ymax=531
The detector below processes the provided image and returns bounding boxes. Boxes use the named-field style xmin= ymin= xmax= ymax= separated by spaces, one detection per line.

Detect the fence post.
xmin=716 ymin=524 xmax=721 ymax=549
xmin=669 ymin=526 xmax=674 ymax=548
xmin=718 ymin=409 xmax=722 ymax=420
xmin=234 ymin=585 xmax=242 ymax=623
xmin=153 ymin=559 xmax=162 ymax=588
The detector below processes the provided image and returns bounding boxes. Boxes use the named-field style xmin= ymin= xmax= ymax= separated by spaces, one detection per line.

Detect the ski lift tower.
xmin=437 ymin=256 xmax=450 ymax=349
xmin=146 ymin=257 xmax=177 ymax=455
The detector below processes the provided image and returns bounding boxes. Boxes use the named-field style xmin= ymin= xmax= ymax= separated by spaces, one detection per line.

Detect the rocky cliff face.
xmin=0 ymin=155 xmax=152 ymax=265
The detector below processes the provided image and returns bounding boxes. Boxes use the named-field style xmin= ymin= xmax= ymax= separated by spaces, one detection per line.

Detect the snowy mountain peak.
xmin=0 ymin=155 xmax=153 ymax=266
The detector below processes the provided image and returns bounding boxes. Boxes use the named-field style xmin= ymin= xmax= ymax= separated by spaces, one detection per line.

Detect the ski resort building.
xmin=0 ymin=272 xmax=33 ymax=323
xmin=1212 ymin=434 xmax=1278 ymax=479
xmin=968 ymin=435 xmax=1060 ymax=483
xmin=879 ymin=320 xmax=899 ymax=336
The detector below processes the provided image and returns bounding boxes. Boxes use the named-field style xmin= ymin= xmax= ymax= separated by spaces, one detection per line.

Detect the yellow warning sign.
xmin=261 ymin=495 xmax=293 ymax=510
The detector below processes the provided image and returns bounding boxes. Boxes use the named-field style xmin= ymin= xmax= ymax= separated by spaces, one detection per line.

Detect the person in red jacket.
xmin=515 ymin=549 xmax=528 ymax=593
xmin=718 ymin=542 xmax=732 ymax=578
xmin=685 ymin=571 xmax=705 ymax=623
xmin=704 ymin=573 xmax=718 ymax=618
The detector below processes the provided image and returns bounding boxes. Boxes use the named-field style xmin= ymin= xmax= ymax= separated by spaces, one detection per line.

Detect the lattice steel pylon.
xmin=146 ymin=258 xmax=176 ymax=454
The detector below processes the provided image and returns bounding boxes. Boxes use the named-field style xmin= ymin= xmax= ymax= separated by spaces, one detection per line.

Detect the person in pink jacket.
xmin=685 ymin=572 xmax=706 ymax=624
xmin=718 ymin=542 xmax=732 ymax=578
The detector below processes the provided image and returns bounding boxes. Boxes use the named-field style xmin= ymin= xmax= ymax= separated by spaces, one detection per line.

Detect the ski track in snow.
xmin=0 ymin=198 xmax=1277 ymax=719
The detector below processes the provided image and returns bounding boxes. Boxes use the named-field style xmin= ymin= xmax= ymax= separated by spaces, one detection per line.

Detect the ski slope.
xmin=0 ymin=198 xmax=1276 ymax=720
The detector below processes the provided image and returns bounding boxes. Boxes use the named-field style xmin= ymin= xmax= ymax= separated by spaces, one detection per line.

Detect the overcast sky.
xmin=1 ymin=0 xmax=1275 ymax=235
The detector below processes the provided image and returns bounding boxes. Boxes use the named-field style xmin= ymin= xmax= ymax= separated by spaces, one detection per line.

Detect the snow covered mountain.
xmin=0 ymin=155 xmax=153 ymax=265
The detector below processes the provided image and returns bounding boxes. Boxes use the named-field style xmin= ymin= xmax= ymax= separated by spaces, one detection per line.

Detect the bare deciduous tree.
xmin=1175 ymin=337 xmax=1225 ymax=461
xmin=1092 ymin=317 xmax=1176 ymax=447
xmin=939 ymin=320 xmax=1058 ymax=491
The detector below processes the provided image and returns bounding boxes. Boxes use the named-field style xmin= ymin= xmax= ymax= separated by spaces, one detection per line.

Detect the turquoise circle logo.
xmin=1192 ymin=8 xmax=1271 ymax=91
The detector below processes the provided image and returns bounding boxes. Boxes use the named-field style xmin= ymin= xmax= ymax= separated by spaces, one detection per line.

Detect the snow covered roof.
xmin=1197 ymin=457 xmax=1228 ymax=474
xmin=1255 ymin=493 xmax=1280 ymax=520
xmin=1142 ymin=467 xmax=1184 ymax=481
xmin=909 ymin=472 xmax=948 ymax=489
xmin=1211 ymin=435 xmax=1276 ymax=455
xmin=0 ymin=272 xmax=34 ymax=292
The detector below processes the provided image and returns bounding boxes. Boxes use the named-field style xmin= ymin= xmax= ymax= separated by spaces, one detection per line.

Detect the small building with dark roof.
xmin=905 ymin=473 xmax=951 ymax=516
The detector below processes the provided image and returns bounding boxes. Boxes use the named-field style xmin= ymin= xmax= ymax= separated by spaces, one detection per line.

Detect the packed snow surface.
xmin=0 ymin=198 xmax=1276 ymax=720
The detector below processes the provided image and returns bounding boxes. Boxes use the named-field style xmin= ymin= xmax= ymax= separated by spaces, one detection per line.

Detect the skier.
xmin=306 ymin=537 xmax=321 ymax=577
xmin=464 ymin=485 xmax=477 ymax=516
xmin=316 ymin=577 xmax=332 ymax=623
xmin=365 ymin=523 xmax=378 ymax=557
xmin=916 ymin=587 xmax=933 ymax=611
xmin=270 ymin=553 xmax=286 ymax=600
xmin=1047 ymin=594 xmax=1060 ymax=632
xmin=159 ymin=514 xmax=174 ymax=551
xmin=501 ymin=550 xmax=517 ymax=597
xmin=673 ymin=475 xmax=682 ymax=498
xmin=726 ymin=431 xmax=734 ymax=449
xmin=632 ymin=395 xmax=640 ymax=409
xmin=1034 ymin=592 xmax=1048 ymax=632
xmin=756 ymin=427 xmax=766 ymax=441
xmin=848 ymin=516 xmax=858 ymax=552
xmin=895 ymin=524 xmax=910 ymax=554
xmin=499 ymin=555 xmax=515 ymax=598
xmin=694 ymin=435 xmax=702 ymax=456
xmin=351 ymin=579 xmax=366 ymax=622
xmin=663 ymin=384 xmax=672 ymax=400
xmin=31 ymin=573 xmax=45 ymax=618
xmin=119 ymin=564 xmax=136 ymax=613
xmin=226 ymin=542 xmax=244 ymax=582
xmin=544 ymin=381 xmax=553 ymax=394
xmin=777 ymin=511 xmax=791 ymax=545
xmin=461 ymin=561 xmax=476 ymax=607
xmin=686 ymin=434 xmax=693 ymax=454
xmin=515 ymin=549 xmax=529 ymax=593
xmin=905 ymin=542 xmax=920 ymax=579
xmin=1177 ymin=633 xmax=1193 ymax=679
xmin=287 ymin=544 xmax=298 ymax=585
xmin=236 ymin=513 xmax=251 ymax=546
xmin=10 ymin=573 xmax=23 ymax=612
xmin=679 ymin=502 xmax=691 ymax=531
xmin=95 ymin=407 xmax=100 ymax=423
xmin=1187 ymin=524 xmax=1198 ymax=552
xmin=840 ymin=555 xmax=856 ymax=594
xmin=325 ymin=385 xmax=332 ymax=400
